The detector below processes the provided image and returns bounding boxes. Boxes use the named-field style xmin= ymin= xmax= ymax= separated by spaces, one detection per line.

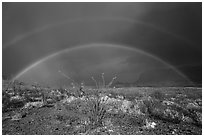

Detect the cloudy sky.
xmin=2 ymin=2 xmax=202 ymax=87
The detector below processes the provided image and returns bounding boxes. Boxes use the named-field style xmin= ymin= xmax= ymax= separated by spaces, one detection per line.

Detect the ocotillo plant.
xmin=91 ymin=73 xmax=117 ymax=89
xmin=107 ymin=76 xmax=117 ymax=88
xmin=91 ymin=76 xmax=98 ymax=89
xmin=101 ymin=73 xmax=105 ymax=88
xmin=87 ymin=73 xmax=117 ymax=128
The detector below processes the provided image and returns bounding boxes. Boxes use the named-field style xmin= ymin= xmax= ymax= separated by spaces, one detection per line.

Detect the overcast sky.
xmin=2 ymin=2 xmax=202 ymax=87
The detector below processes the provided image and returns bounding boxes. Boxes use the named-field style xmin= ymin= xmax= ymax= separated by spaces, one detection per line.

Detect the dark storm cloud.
xmin=142 ymin=3 xmax=202 ymax=47
xmin=2 ymin=2 xmax=202 ymax=86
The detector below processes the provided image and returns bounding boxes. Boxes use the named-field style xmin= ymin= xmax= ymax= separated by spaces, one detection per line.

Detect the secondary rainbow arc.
xmin=3 ymin=17 xmax=195 ymax=50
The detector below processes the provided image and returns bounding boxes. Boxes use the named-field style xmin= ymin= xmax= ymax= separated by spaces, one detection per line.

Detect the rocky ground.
xmin=2 ymin=82 xmax=202 ymax=135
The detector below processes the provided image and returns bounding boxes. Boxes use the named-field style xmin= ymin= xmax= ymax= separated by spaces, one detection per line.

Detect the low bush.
xmin=150 ymin=90 xmax=165 ymax=100
xmin=86 ymin=93 xmax=107 ymax=127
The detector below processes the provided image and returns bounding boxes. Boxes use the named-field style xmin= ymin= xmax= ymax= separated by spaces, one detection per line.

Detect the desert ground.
xmin=2 ymin=81 xmax=202 ymax=135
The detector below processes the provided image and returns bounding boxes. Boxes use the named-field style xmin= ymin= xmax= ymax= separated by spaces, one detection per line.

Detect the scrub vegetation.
xmin=2 ymin=75 xmax=202 ymax=135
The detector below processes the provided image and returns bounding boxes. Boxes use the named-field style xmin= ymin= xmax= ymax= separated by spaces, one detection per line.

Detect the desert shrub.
xmin=65 ymin=90 xmax=74 ymax=97
xmin=2 ymin=92 xmax=11 ymax=112
xmin=143 ymin=97 xmax=188 ymax=124
xmin=58 ymin=87 xmax=67 ymax=95
xmin=105 ymin=90 xmax=118 ymax=98
xmin=184 ymin=89 xmax=202 ymax=100
xmin=64 ymin=99 xmax=82 ymax=113
xmin=143 ymin=96 xmax=167 ymax=118
xmin=125 ymin=94 xmax=136 ymax=101
xmin=58 ymin=73 xmax=116 ymax=129
xmin=81 ymin=74 xmax=118 ymax=127
xmin=86 ymin=93 xmax=107 ymax=127
xmin=183 ymin=109 xmax=202 ymax=127
xmin=150 ymin=90 xmax=165 ymax=100
xmin=142 ymin=96 xmax=154 ymax=113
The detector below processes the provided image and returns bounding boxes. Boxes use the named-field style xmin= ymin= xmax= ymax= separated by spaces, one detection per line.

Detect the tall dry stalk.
xmin=101 ymin=73 xmax=105 ymax=88
xmin=91 ymin=76 xmax=98 ymax=89
xmin=107 ymin=76 xmax=117 ymax=88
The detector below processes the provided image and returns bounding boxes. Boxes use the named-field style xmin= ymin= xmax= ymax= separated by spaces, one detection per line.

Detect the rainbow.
xmin=3 ymin=17 xmax=195 ymax=49
xmin=13 ymin=43 xmax=190 ymax=82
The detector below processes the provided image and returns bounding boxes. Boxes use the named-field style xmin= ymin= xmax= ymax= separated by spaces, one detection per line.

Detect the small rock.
xmin=162 ymin=100 xmax=175 ymax=106
xmin=11 ymin=113 xmax=22 ymax=121
xmin=47 ymin=98 xmax=55 ymax=104
xmin=186 ymin=102 xmax=201 ymax=110
xmin=195 ymin=99 xmax=202 ymax=106
xmin=121 ymin=100 xmax=132 ymax=113
xmin=23 ymin=101 xmax=44 ymax=109
xmin=145 ymin=119 xmax=157 ymax=129
xmin=182 ymin=116 xmax=194 ymax=123
xmin=116 ymin=95 xmax=124 ymax=100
